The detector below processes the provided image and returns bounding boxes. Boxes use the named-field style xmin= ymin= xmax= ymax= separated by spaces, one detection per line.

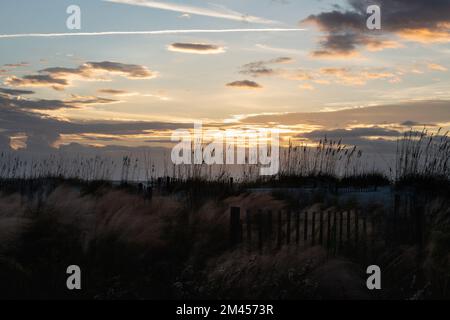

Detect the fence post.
xmin=355 ymin=210 xmax=359 ymax=246
xmin=393 ymin=193 xmax=400 ymax=242
xmin=413 ymin=195 xmax=425 ymax=250
xmin=296 ymin=211 xmax=300 ymax=245
xmin=339 ymin=211 xmax=343 ymax=250
xmin=246 ymin=209 xmax=252 ymax=250
xmin=277 ymin=210 xmax=282 ymax=249
xmin=230 ymin=207 xmax=241 ymax=248
xmin=256 ymin=210 xmax=263 ymax=253
xmin=406 ymin=194 xmax=411 ymax=242
xmin=267 ymin=210 xmax=273 ymax=243
xmin=319 ymin=211 xmax=324 ymax=245
xmin=286 ymin=211 xmax=291 ymax=245
xmin=347 ymin=211 xmax=351 ymax=243
xmin=333 ymin=211 xmax=337 ymax=255
xmin=327 ymin=211 xmax=331 ymax=249
xmin=312 ymin=212 xmax=316 ymax=245
xmin=363 ymin=214 xmax=367 ymax=260
xmin=304 ymin=211 xmax=308 ymax=243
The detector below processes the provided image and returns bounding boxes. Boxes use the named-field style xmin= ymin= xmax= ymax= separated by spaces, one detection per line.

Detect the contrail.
xmin=103 ymin=0 xmax=279 ymax=25
xmin=0 ymin=28 xmax=306 ymax=39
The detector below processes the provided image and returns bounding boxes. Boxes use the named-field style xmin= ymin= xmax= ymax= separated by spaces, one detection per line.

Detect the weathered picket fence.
xmin=229 ymin=207 xmax=372 ymax=259
xmin=229 ymin=191 xmax=427 ymax=258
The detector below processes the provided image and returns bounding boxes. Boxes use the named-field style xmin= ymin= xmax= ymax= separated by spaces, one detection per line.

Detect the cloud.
xmin=310 ymin=36 xmax=403 ymax=58
xmin=4 ymin=75 xmax=68 ymax=91
xmin=42 ymin=61 xmax=157 ymax=80
xmin=0 ymin=98 xmax=194 ymax=151
xmin=240 ymin=57 xmax=293 ymax=77
xmin=168 ymin=43 xmax=226 ymax=54
xmin=83 ymin=61 xmax=156 ymax=79
xmin=240 ymin=100 xmax=450 ymax=128
xmin=179 ymin=13 xmax=191 ymax=19
xmin=97 ymin=89 xmax=135 ymax=96
xmin=303 ymin=127 xmax=401 ymax=140
xmin=4 ymin=61 xmax=157 ymax=91
xmin=226 ymin=80 xmax=262 ymax=89
xmin=397 ymin=24 xmax=450 ymax=43
xmin=0 ymin=93 xmax=119 ymax=111
xmin=299 ymin=83 xmax=315 ymax=90
xmin=0 ymin=94 xmax=71 ymax=111
xmin=239 ymin=57 xmax=402 ymax=86
xmin=302 ymin=126 xmax=402 ymax=156
xmin=64 ymin=95 xmax=120 ymax=106
xmin=3 ymin=62 xmax=29 ymax=68
xmin=428 ymin=63 xmax=448 ymax=72
xmin=103 ymin=0 xmax=279 ymax=24
xmin=0 ymin=133 xmax=11 ymax=151
xmin=318 ymin=67 xmax=399 ymax=86
xmin=401 ymin=120 xmax=437 ymax=127
xmin=0 ymin=87 xmax=35 ymax=95
xmin=302 ymin=0 xmax=450 ymax=57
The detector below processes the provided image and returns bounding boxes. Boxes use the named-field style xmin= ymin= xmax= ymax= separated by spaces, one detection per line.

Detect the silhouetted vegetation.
xmin=0 ymin=132 xmax=449 ymax=300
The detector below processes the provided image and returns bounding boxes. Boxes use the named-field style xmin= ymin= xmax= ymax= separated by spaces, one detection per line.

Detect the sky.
xmin=0 ymin=0 xmax=449 ymax=160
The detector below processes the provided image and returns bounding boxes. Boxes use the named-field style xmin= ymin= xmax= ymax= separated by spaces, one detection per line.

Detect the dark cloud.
xmin=301 ymin=126 xmax=401 ymax=155
xmin=0 ymin=99 xmax=192 ymax=151
xmin=4 ymin=75 xmax=68 ymax=90
xmin=65 ymin=95 xmax=119 ymax=106
xmin=298 ymin=125 xmax=448 ymax=160
xmin=302 ymin=127 xmax=401 ymax=140
xmin=40 ymin=66 xmax=88 ymax=77
xmin=241 ymin=66 xmax=276 ymax=77
xmin=226 ymin=80 xmax=262 ymax=89
xmin=401 ymin=120 xmax=437 ymax=127
xmin=74 ymin=135 xmax=123 ymax=142
xmin=302 ymin=0 xmax=450 ymax=57
xmin=240 ymin=57 xmax=293 ymax=77
xmin=5 ymin=61 xmax=157 ymax=91
xmin=3 ymin=62 xmax=29 ymax=68
xmin=168 ymin=43 xmax=225 ymax=54
xmin=84 ymin=61 xmax=156 ymax=79
xmin=0 ymin=93 xmax=118 ymax=111
xmin=0 ymin=87 xmax=35 ymax=95
xmin=241 ymin=100 xmax=450 ymax=127
xmin=0 ymin=133 xmax=11 ymax=151
xmin=0 ymin=94 xmax=71 ymax=110
xmin=97 ymin=89 xmax=130 ymax=95
xmin=40 ymin=62 xmax=156 ymax=79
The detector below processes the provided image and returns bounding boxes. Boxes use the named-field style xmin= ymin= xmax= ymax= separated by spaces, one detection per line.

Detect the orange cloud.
xmin=365 ymin=40 xmax=403 ymax=51
xmin=397 ymin=28 xmax=450 ymax=43
xmin=299 ymin=83 xmax=315 ymax=91
xmin=428 ymin=63 xmax=448 ymax=72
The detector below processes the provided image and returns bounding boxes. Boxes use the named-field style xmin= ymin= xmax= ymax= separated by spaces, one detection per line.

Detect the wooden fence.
xmin=230 ymin=207 xmax=372 ymax=259
xmin=229 ymin=192 xmax=427 ymax=258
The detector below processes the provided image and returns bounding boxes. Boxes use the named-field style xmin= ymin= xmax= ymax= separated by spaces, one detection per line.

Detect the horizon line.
xmin=0 ymin=28 xmax=307 ymax=39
